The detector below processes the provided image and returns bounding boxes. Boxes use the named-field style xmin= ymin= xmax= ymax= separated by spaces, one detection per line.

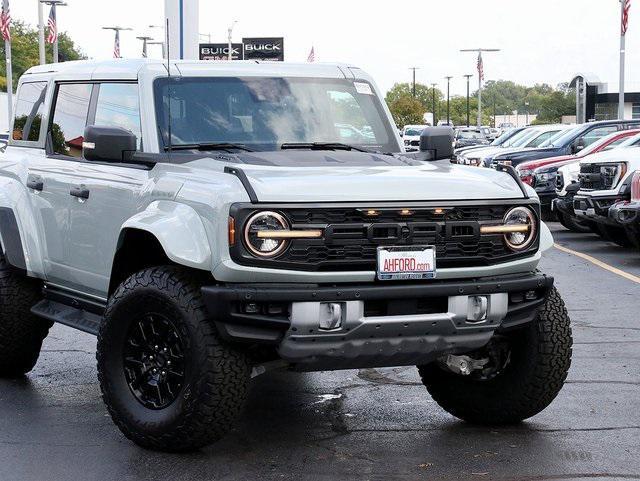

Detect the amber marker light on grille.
xmin=433 ymin=208 xmax=445 ymax=215
xmin=400 ymin=209 xmax=413 ymax=216
xmin=256 ymin=230 xmax=323 ymax=239
xmin=366 ymin=209 xmax=379 ymax=216
xmin=228 ymin=217 xmax=236 ymax=246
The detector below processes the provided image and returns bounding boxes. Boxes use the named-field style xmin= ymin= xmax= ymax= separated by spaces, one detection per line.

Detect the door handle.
xmin=69 ymin=185 xmax=90 ymax=200
xmin=27 ymin=176 xmax=43 ymax=191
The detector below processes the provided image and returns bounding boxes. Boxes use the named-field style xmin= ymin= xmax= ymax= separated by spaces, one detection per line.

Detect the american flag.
xmin=307 ymin=46 xmax=315 ymax=63
xmin=0 ymin=0 xmax=10 ymax=42
xmin=622 ymin=0 xmax=631 ymax=35
xmin=477 ymin=52 xmax=484 ymax=82
xmin=46 ymin=5 xmax=57 ymax=44
xmin=113 ymin=30 xmax=120 ymax=58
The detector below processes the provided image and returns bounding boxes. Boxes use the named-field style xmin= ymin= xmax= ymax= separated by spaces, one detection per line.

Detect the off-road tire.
xmin=418 ymin=287 xmax=572 ymax=424
xmin=0 ymin=256 xmax=50 ymax=377
xmin=97 ymin=266 xmax=250 ymax=452
xmin=557 ymin=212 xmax=592 ymax=234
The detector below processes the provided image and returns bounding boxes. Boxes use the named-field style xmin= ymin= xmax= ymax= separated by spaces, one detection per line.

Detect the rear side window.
xmin=50 ymin=83 xmax=92 ymax=157
xmin=581 ymin=126 xmax=619 ymax=147
xmin=12 ymin=82 xmax=48 ymax=142
xmin=93 ymin=83 xmax=142 ymax=149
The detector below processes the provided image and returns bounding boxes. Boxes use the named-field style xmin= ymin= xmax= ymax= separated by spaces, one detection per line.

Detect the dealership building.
xmin=571 ymin=73 xmax=640 ymax=122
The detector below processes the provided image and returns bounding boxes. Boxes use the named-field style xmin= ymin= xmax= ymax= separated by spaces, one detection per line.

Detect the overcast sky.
xmin=10 ymin=0 xmax=639 ymax=96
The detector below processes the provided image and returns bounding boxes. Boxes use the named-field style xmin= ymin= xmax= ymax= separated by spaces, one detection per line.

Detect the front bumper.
xmin=202 ymin=272 xmax=554 ymax=371
xmin=574 ymin=194 xmax=624 ymax=225
xmin=609 ymin=201 xmax=640 ymax=229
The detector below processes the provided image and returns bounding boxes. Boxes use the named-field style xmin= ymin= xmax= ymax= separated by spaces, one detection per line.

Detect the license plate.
xmin=377 ymin=246 xmax=436 ymax=281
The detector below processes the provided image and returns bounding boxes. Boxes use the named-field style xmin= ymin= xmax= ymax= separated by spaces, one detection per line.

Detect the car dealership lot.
xmin=0 ymin=223 xmax=638 ymax=481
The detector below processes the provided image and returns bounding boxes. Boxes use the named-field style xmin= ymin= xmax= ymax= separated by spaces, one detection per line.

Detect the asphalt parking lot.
xmin=0 ymin=223 xmax=638 ymax=481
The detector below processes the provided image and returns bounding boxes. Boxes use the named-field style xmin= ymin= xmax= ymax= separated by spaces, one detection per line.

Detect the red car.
xmin=516 ymin=129 xmax=640 ymax=186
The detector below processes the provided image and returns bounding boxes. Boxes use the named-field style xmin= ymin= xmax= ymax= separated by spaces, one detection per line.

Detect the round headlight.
xmin=244 ymin=211 xmax=289 ymax=258
xmin=503 ymin=207 xmax=536 ymax=251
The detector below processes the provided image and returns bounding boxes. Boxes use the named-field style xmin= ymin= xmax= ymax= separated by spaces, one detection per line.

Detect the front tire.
xmin=557 ymin=212 xmax=592 ymax=233
xmin=0 ymin=256 xmax=51 ymax=377
xmin=418 ymin=287 xmax=572 ymax=424
xmin=97 ymin=266 xmax=250 ymax=452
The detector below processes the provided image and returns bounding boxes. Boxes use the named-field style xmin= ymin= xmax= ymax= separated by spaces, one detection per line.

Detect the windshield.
xmin=404 ymin=128 xmax=424 ymax=136
xmin=154 ymin=77 xmax=397 ymax=152
xmin=507 ymin=129 xmax=539 ymax=148
xmin=618 ymin=132 xmax=640 ymax=148
xmin=490 ymin=128 xmax=519 ymax=146
xmin=457 ymin=131 xmax=484 ymax=139
xmin=525 ymin=129 xmax=562 ymax=147
xmin=538 ymin=129 xmax=570 ymax=147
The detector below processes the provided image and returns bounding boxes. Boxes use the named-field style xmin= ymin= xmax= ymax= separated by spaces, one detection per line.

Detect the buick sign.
xmin=199 ymin=43 xmax=244 ymax=61
xmin=242 ymin=37 xmax=284 ymax=61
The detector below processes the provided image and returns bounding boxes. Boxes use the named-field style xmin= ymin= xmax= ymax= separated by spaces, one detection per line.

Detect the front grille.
xmin=579 ymin=163 xmax=621 ymax=191
xmin=230 ymin=203 xmax=540 ymax=272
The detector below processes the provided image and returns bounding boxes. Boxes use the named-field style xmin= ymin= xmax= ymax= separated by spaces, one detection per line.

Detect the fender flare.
xmin=539 ymin=221 xmax=554 ymax=252
xmin=120 ymin=201 xmax=212 ymax=270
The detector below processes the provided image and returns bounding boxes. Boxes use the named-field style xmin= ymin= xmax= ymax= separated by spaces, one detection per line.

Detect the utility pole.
xmin=41 ymin=0 xmax=67 ymax=63
xmin=409 ymin=67 xmax=419 ymax=98
xmin=525 ymin=101 xmax=530 ymax=125
xmin=445 ymin=76 xmax=453 ymax=125
xmin=463 ymin=74 xmax=473 ymax=127
xmin=460 ymin=48 xmax=500 ymax=126
xmin=136 ymin=36 xmax=153 ymax=58
xmin=37 ymin=0 xmax=45 ymax=64
xmin=227 ymin=20 xmax=238 ymax=61
xmin=430 ymin=83 xmax=438 ymax=126
xmin=619 ymin=0 xmax=629 ymax=119
xmin=102 ymin=26 xmax=132 ymax=58
xmin=148 ymin=41 xmax=166 ymax=59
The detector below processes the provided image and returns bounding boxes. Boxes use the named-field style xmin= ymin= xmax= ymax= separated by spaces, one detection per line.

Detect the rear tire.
xmin=0 ymin=256 xmax=51 ymax=377
xmin=557 ymin=212 xmax=592 ymax=233
xmin=596 ymin=224 xmax=633 ymax=247
xmin=418 ymin=287 xmax=572 ymax=424
xmin=97 ymin=266 xmax=250 ymax=452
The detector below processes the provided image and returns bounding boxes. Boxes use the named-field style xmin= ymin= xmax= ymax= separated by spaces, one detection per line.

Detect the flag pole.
xmin=37 ymin=0 xmax=45 ymax=64
xmin=51 ymin=4 xmax=57 ymax=62
xmin=619 ymin=0 xmax=627 ymax=120
xmin=477 ymin=52 xmax=483 ymax=127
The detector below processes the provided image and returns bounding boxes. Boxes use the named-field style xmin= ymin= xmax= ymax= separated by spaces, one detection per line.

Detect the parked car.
xmin=401 ymin=124 xmax=429 ymax=152
xmin=491 ymin=120 xmax=640 ymax=168
xmin=454 ymin=126 xmax=525 ymax=158
xmin=0 ymin=59 xmax=572 ymax=452
xmin=609 ymin=171 xmax=640 ymax=250
xmin=516 ymin=129 xmax=640 ymax=217
xmin=573 ymin=148 xmax=640 ymax=247
xmin=453 ymin=128 xmax=490 ymax=149
xmin=0 ymin=133 xmax=8 ymax=153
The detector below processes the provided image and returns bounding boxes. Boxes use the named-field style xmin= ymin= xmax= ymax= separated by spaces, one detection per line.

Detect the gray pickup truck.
xmin=0 ymin=59 xmax=571 ymax=452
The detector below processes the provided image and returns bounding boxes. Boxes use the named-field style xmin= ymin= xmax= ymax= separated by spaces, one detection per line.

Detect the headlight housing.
xmin=600 ymin=162 xmax=627 ymax=190
xmin=502 ymin=206 xmax=537 ymax=251
xmin=243 ymin=211 xmax=289 ymax=258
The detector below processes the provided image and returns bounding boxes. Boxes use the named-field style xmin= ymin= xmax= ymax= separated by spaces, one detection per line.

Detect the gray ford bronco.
xmin=0 ymin=59 xmax=572 ymax=452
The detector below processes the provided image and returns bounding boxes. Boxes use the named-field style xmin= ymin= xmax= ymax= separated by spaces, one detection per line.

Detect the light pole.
xmin=148 ymin=25 xmax=166 ymax=58
xmin=445 ymin=76 xmax=453 ymax=125
xmin=227 ymin=20 xmax=238 ymax=61
xmin=102 ymin=26 xmax=132 ymax=58
xmin=136 ymin=36 xmax=153 ymax=58
xmin=460 ymin=48 xmax=501 ymax=126
xmin=40 ymin=0 xmax=67 ymax=63
xmin=463 ymin=74 xmax=473 ymax=127
xmin=619 ymin=0 xmax=629 ymax=119
xmin=409 ymin=67 xmax=420 ymax=98
xmin=37 ymin=1 xmax=45 ymax=64
xmin=430 ymin=83 xmax=438 ymax=126
xmin=525 ymin=101 xmax=530 ymax=125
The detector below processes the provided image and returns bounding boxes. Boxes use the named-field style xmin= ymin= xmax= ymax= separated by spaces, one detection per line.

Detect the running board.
xmin=31 ymin=299 xmax=103 ymax=336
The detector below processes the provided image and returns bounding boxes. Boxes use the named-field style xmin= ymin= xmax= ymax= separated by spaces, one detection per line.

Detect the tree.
xmin=0 ymin=21 xmax=85 ymax=92
xmin=385 ymin=82 xmax=443 ymax=111
xmin=388 ymin=96 xmax=425 ymax=127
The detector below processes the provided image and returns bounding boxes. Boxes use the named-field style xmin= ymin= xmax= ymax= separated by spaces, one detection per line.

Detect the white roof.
xmin=23 ymin=58 xmax=361 ymax=81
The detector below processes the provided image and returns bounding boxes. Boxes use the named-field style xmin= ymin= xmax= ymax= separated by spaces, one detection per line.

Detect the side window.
xmin=93 ymin=83 xmax=142 ymax=149
xmin=50 ymin=83 xmax=92 ymax=157
xmin=327 ymin=90 xmax=377 ymax=144
xmin=602 ymin=136 xmax=628 ymax=151
xmin=527 ymin=131 xmax=557 ymax=147
xmin=12 ymin=82 xmax=48 ymax=143
xmin=581 ymin=126 xmax=618 ymax=147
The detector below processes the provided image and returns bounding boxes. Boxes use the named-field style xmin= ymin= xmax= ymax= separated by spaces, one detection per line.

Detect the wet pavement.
xmin=1 ymin=223 xmax=639 ymax=481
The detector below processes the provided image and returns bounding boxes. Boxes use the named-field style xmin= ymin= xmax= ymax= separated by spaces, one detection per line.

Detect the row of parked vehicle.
xmin=455 ymin=120 xmax=640 ymax=252
xmin=401 ymin=124 xmax=501 ymax=152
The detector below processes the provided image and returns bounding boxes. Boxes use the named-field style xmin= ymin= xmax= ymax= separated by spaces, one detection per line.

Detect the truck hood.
xmin=196 ymin=151 xmax=527 ymax=202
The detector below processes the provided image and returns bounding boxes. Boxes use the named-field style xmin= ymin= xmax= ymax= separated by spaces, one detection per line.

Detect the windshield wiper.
xmin=165 ymin=142 xmax=254 ymax=152
xmin=280 ymin=142 xmax=372 ymax=153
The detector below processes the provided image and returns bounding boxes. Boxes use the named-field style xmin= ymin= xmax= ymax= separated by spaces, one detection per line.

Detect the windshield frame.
xmin=153 ymin=76 xmax=400 ymax=153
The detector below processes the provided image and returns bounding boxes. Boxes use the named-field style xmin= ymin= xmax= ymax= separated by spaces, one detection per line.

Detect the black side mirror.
xmin=419 ymin=126 xmax=454 ymax=160
xmin=83 ymin=125 xmax=137 ymax=162
xmin=572 ymin=138 xmax=585 ymax=154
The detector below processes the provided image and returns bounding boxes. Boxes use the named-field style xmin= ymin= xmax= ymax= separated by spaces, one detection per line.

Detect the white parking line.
xmin=554 ymin=243 xmax=640 ymax=285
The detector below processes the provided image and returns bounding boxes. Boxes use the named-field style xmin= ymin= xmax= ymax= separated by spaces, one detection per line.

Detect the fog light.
xmin=319 ymin=302 xmax=344 ymax=330
xmin=467 ymin=296 xmax=488 ymax=323
xmin=525 ymin=290 xmax=537 ymax=301
xmin=244 ymin=303 xmax=259 ymax=314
